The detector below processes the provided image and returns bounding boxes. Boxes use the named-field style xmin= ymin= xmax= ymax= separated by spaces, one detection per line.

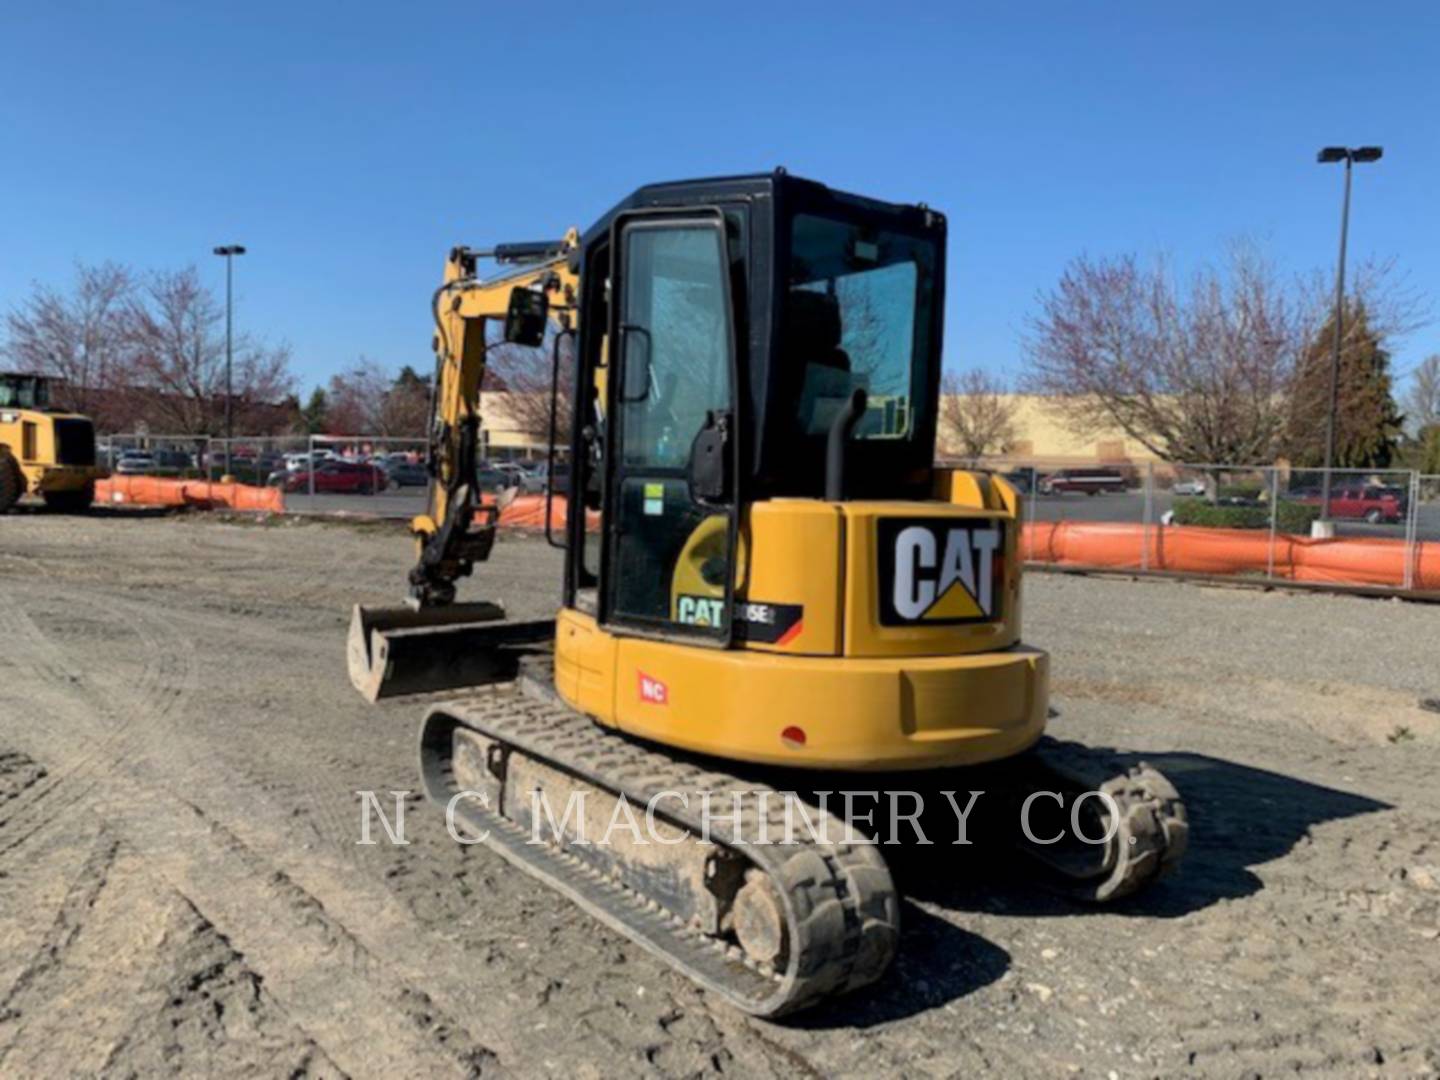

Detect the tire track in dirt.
xmin=0 ymin=587 xmax=197 ymax=860
xmin=0 ymin=698 xmax=500 ymax=1073
xmin=0 ymin=579 xmax=510 ymax=1075
xmin=0 ymin=572 xmax=806 ymax=1076
xmin=0 ymin=829 xmax=122 ymax=1059
xmin=0 ymin=821 xmax=353 ymax=1077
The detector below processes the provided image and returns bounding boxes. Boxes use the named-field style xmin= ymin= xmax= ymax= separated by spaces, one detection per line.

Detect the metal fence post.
xmin=308 ymin=434 xmax=316 ymax=499
xmin=1140 ymin=462 xmax=1153 ymax=571
xmin=1025 ymin=464 xmax=1038 ymax=562
xmin=1404 ymin=470 xmax=1420 ymax=592
xmin=1266 ymin=467 xmax=1280 ymax=580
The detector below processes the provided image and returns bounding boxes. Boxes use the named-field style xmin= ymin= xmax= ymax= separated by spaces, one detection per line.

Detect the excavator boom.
xmin=346 ymin=231 xmax=579 ymax=701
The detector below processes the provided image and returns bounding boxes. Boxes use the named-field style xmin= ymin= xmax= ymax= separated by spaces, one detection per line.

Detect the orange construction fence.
xmin=496 ymin=499 xmax=1440 ymax=593
xmin=492 ymin=494 xmax=600 ymax=532
xmin=1021 ymin=520 xmax=1440 ymax=592
xmin=97 ymin=476 xmax=285 ymax=513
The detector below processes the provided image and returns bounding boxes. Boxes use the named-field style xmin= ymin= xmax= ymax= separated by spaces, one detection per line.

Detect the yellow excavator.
xmin=348 ymin=171 xmax=1188 ymax=1016
xmin=0 ymin=372 xmax=107 ymax=513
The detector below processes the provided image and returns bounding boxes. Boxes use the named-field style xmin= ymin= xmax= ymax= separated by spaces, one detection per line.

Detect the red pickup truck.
xmin=1290 ymin=484 xmax=1407 ymax=524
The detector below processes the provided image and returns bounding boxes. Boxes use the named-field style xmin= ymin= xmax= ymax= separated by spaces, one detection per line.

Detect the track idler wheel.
xmin=730 ymin=870 xmax=789 ymax=969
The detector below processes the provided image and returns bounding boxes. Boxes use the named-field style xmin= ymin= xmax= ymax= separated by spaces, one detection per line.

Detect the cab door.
xmin=601 ymin=211 xmax=738 ymax=642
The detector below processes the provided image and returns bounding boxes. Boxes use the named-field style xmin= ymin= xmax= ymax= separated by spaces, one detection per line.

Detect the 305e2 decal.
xmin=674 ymin=595 xmax=804 ymax=645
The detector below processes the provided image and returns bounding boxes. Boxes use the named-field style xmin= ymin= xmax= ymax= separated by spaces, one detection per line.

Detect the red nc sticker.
xmin=637 ymin=671 xmax=669 ymax=705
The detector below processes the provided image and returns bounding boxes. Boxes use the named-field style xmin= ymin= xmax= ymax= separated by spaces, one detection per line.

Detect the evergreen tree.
xmin=300 ymin=386 xmax=329 ymax=434
xmin=1411 ymin=424 xmax=1440 ymax=474
xmin=1283 ymin=301 xmax=1403 ymax=468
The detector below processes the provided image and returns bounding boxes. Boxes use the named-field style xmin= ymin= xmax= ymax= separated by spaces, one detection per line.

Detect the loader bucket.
xmin=347 ymin=602 xmax=555 ymax=702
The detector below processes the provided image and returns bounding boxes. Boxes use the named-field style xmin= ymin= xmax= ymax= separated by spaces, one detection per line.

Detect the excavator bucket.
xmin=347 ymin=602 xmax=555 ymax=702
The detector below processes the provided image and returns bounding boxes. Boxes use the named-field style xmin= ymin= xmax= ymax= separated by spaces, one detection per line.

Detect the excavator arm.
xmin=346 ymin=230 xmax=581 ymax=700
xmin=409 ymin=230 xmax=581 ymax=606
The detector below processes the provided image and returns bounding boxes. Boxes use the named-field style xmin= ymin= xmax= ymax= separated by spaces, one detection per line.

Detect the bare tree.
xmin=1023 ymin=246 xmax=1305 ymax=464
xmin=3 ymin=262 xmax=133 ymax=426
xmin=123 ymin=266 xmax=294 ymax=434
xmin=487 ymin=330 xmax=575 ymax=444
xmin=327 ymin=358 xmax=394 ymax=435
xmin=1025 ymin=245 xmax=1425 ymax=465
xmin=940 ymin=368 xmax=1017 ymax=458
xmin=326 ymin=359 xmax=432 ymax=437
xmin=1405 ymin=353 xmax=1440 ymax=434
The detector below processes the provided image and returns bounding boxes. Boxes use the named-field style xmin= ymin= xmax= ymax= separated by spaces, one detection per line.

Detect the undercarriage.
xmin=417 ymin=662 xmax=1188 ymax=1017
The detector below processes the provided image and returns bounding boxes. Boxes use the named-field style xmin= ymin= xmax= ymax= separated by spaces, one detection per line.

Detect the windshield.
xmin=785 ymin=213 xmax=936 ymax=440
xmin=0 ymin=375 xmax=50 ymax=409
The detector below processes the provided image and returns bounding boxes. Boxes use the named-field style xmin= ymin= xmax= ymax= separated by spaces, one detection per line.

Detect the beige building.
xmin=477 ymin=390 xmax=551 ymax=458
xmin=481 ymin=390 xmax=1161 ymax=467
xmin=940 ymin=394 xmax=1162 ymax=467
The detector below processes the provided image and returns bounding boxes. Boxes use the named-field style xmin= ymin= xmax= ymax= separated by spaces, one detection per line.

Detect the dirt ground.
xmin=2 ymin=507 xmax=1438 ymax=1079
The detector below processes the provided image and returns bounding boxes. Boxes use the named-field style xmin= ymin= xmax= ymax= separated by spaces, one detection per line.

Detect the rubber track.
xmin=420 ymin=687 xmax=900 ymax=1017
xmin=1023 ymin=737 xmax=1190 ymax=902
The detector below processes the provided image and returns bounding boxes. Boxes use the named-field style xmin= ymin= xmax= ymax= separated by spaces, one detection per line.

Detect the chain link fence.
xmin=100 ymin=433 xmax=214 ymax=479
xmin=989 ymin=459 xmax=1440 ymax=595
xmin=91 ymin=435 xmax=1440 ymax=595
xmin=95 ymin=429 xmax=571 ymax=518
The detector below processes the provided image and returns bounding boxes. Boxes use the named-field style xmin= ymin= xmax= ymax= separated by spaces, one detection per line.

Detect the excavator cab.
xmin=561 ymin=174 xmax=945 ymax=654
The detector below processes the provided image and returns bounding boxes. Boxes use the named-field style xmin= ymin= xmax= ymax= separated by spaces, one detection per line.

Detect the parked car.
xmin=278 ymin=460 xmax=385 ymax=494
xmin=496 ymin=461 xmax=547 ymax=494
xmin=475 ymin=464 xmax=517 ymax=493
xmin=114 ymin=451 xmax=156 ymax=475
xmin=1289 ymin=484 xmax=1407 ymax=524
xmin=387 ymin=461 xmax=430 ymax=488
xmin=1171 ymin=478 xmax=1207 ymax=497
xmin=1038 ymin=467 xmax=1128 ymax=496
xmin=152 ymin=448 xmax=194 ymax=474
xmin=1000 ymin=467 xmax=1036 ymax=494
xmin=283 ymin=450 xmax=335 ymax=472
xmin=528 ymin=461 xmax=572 ymax=493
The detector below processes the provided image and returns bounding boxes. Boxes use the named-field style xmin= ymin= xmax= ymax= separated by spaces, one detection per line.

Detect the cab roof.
xmin=581 ymin=169 xmax=940 ymax=247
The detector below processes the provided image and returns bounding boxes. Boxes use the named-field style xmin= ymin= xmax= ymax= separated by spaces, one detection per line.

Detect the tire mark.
xmin=0 ymin=829 xmax=121 ymax=1065
xmin=0 ymin=585 xmax=198 ymax=857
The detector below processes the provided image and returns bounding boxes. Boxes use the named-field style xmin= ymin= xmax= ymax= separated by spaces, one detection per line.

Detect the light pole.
xmin=1314 ymin=146 xmax=1381 ymax=529
xmin=212 ymin=244 xmax=247 ymax=474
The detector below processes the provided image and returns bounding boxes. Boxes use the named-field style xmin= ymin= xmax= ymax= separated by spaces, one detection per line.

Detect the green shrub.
xmin=1171 ymin=497 xmax=1318 ymax=533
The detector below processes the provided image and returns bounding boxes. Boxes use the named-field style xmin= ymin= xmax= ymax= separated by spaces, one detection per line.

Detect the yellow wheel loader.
xmin=349 ymin=172 xmax=1188 ymax=1016
xmin=0 ymin=373 xmax=108 ymax=513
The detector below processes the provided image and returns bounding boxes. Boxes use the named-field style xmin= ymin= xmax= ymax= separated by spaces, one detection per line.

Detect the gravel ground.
xmin=1 ymin=506 xmax=1438 ymax=1078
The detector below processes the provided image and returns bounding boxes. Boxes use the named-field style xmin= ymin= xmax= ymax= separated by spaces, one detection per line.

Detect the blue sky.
xmin=3 ymin=2 xmax=1437 ymax=395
